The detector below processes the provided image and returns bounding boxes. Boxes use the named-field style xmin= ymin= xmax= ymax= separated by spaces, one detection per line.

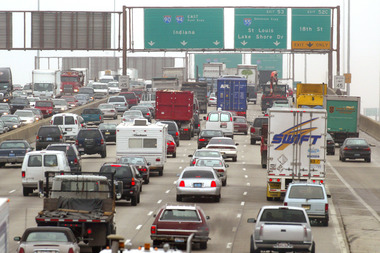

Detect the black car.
xmin=46 ymin=143 xmax=82 ymax=172
xmin=0 ymin=140 xmax=33 ymax=167
xmin=118 ymin=156 xmax=151 ymax=184
xmin=326 ymin=133 xmax=335 ymax=155
xmin=36 ymin=125 xmax=65 ymax=150
xmin=193 ymin=114 xmax=201 ymax=135
xmin=75 ymin=128 xmax=107 ymax=158
xmin=157 ymin=120 xmax=180 ymax=146
xmin=130 ymin=106 xmax=152 ymax=122
xmin=339 ymin=138 xmax=371 ymax=162
xmin=197 ymin=130 xmax=224 ymax=149
xmin=98 ymin=123 xmax=117 ymax=143
xmin=9 ymin=97 xmax=30 ymax=114
xmin=99 ymin=163 xmax=142 ymax=206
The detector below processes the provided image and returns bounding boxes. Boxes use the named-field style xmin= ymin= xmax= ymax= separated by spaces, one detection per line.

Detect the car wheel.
xmin=261 ymin=163 xmax=266 ymax=169
xmin=222 ymin=178 xmax=227 ymax=186
xmin=322 ymin=218 xmax=329 ymax=227
xmin=173 ymin=152 xmax=176 ymax=158
xmin=366 ymin=158 xmax=371 ymax=163
xmin=140 ymin=185 xmax=142 ymax=193
xmin=310 ymin=241 xmax=316 ymax=253
xmin=153 ymin=240 xmax=161 ymax=248
xmin=244 ymin=131 xmax=248 ymax=135
xmin=200 ymin=242 xmax=207 ymax=249
xmin=250 ymin=235 xmax=260 ymax=253
xmin=158 ymin=169 xmax=163 ymax=176
xmin=137 ymin=193 xmax=141 ymax=203
xmin=233 ymin=157 xmax=237 ymax=162
xmin=101 ymin=150 xmax=107 ymax=158
xmin=176 ymin=195 xmax=182 ymax=202
xmin=214 ymin=194 xmax=221 ymax=202
xmin=332 ymin=151 xmax=335 ymax=155
xmin=144 ymin=177 xmax=150 ymax=184
xmin=114 ymin=115 xmax=117 ymax=119
xmin=341 ymin=156 xmax=346 ymax=162
xmin=23 ymin=187 xmax=32 ymax=197
xmin=0 ymin=163 xmax=5 ymax=168
xmin=131 ymin=196 xmax=137 ymax=206
xmin=250 ymin=139 xmax=256 ymax=145
xmin=91 ymin=246 xmax=101 ymax=253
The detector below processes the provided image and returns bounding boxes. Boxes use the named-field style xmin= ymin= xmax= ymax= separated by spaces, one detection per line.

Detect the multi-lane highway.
xmin=2 ymin=102 xmax=380 ymax=253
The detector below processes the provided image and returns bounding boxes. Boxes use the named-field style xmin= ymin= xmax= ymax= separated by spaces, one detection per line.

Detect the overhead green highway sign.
xmin=144 ymin=8 xmax=224 ymax=49
xmin=292 ymin=8 xmax=331 ymax=49
xmin=235 ymin=8 xmax=287 ymax=49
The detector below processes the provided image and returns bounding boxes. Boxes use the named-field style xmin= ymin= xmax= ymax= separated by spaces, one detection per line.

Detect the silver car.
xmin=122 ymin=110 xmax=144 ymax=123
xmin=188 ymin=149 xmax=224 ymax=166
xmin=195 ymin=158 xmax=228 ymax=186
xmin=14 ymin=226 xmax=80 ymax=253
xmin=205 ymin=137 xmax=239 ymax=162
xmin=107 ymin=96 xmax=129 ymax=113
xmin=284 ymin=182 xmax=330 ymax=226
xmin=176 ymin=166 xmax=222 ymax=202
xmin=98 ymin=103 xmax=118 ymax=119
xmin=14 ymin=109 xmax=36 ymax=125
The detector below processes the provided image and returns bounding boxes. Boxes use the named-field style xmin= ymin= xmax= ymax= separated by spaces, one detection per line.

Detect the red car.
xmin=233 ymin=116 xmax=249 ymax=135
xmin=150 ymin=204 xmax=210 ymax=249
xmin=61 ymin=95 xmax=79 ymax=109
xmin=166 ymin=134 xmax=177 ymax=158
xmin=34 ymin=100 xmax=54 ymax=118
xmin=119 ymin=92 xmax=139 ymax=108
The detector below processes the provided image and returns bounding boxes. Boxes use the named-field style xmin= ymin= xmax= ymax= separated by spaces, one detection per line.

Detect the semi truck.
xmin=60 ymin=70 xmax=85 ymax=94
xmin=35 ymin=172 xmax=116 ymax=252
xmin=71 ymin=68 xmax=89 ymax=86
xmin=0 ymin=67 xmax=13 ymax=103
xmin=266 ymin=108 xmax=327 ymax=200
xmin=32 ymin=69 xmax=61 ymax=98
xmin=0 ymin=198 xmax=9 ymax=253
xmin=181 ymin=82 xmax=208 ymax=114
xmin=155 ymin=90 xmax=195 ymax=140
xmin=162 ymin=67 xmax=186 ymax=86
xmin=203 ymin=63 xmax=225 ymax=78
xmin=296 ymin=83 xmax=327 ymax=108
xmin=323 ymin=95 xmax=360 ymax=144
xmin=217 ymin=76 xmax=247 ymax=117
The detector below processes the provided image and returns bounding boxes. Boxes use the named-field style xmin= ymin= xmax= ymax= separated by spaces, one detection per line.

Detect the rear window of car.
xmin=77 ymin=130 xmax=102 ymax=139
xmin=261 ymin=209 xmax=306 ymax=223
xmin=234 ymin=117 xmax=246 ymax=123
xmin=209 ymin=138 xmax=235 ymax=145
xmin=36 ymin=101 xmax=53 ymax=107
xmin=38 ymin=127 xmax=60 ymax=135
xmin=109 ymin=97 xmax=125 ymax=102
xmin=53 ymin=116 xmax=75 ymax=125
xmin=209 ymin=113 xmax=219 ymax=122
xmin=47 ymin=146 xmax=75 ymax=156
xmin=83 ymin=109 xmax=100 ymax=114
xmin=253 ymin=117 xmax=268 ymax=127
xmin=100 ymin=166 xmax=132 ymax=178
xmin=346 ymin=139 xmax=368 ymax=146
xmin=220 ymin=113 xmax=231 ymax=122
xmin=194 ymin=151 xmax=220 ymax=157
xmin=160 ymin=209 xmax=200 ymax=221
xmin=288 ymin=186 xmax=325 ymax=199
xmin=26 ymin=232 xmax=68 ymax=242
xmin=182 ymin=170 xmax=214 ymax=179
xmin=99 ymin=124 xmax=116 ymax=130
xmin=196 ymin=159 xmax=223 ymax=167
xmin=201 ymin=130 xmax=223 ymax=137
xmin=160 ymin=122 xmax=177 ymax=131
xmin=0 ymin=142 xmax=26 ymax=149
xmin=28 ymin=155 xmax=42 ymax=167
xmin=44 ymin=155 xmax=58 ymax=167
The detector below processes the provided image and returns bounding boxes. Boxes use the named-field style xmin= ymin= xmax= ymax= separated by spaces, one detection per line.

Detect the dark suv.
xmin=158 ymin=121 xmax=180 ymax=146
xmin=99 ymin=163 xmax=142 ymax=206
xmin=250 ymin=116 xmax=268 ymax=145
xmin=36 ymin=125 xmax=64 ymax=150
xmin=46 ymin=143 xmax=82 ymax=172
xmin=75 ymin=128 xmax=107 ymax=158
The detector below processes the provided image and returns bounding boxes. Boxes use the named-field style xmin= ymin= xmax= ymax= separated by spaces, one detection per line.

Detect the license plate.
xmin=78 ymin=148 xmax=84 ymax=151
xmin=274 ymin=242 xmax=293 ymax=249
xmin=65 ymin=128 xmax=72 ymax=131
xmin=302 ymin=204 xmax=311 ymax=210
xmin=105 ymin=132 xmax=110 ymax=135
xmin=354 ymin=154 xmax=360 ymax=157
xmin=9 ymin=153 xmax=15 ymax=157
xmin=193 ymin=183 xmax=202 ymax=188
xmin=175 ymin=238 xmax=185 ymax=243
xmin=46 ymin=137 xmax=52 ymax=141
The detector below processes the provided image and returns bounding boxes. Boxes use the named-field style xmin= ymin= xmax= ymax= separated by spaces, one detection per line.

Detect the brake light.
xmin=175 ymin=132 xmax=179 ymax=136
xmin=60 ymin=135 xmax=63 ymax=140
xmin=156 ymin=158 xmax=160 ymax=162
xmin=364 ymin=147 xmax=371 ymax=151
xmin=199 ymin=138 xmax=206 ymax=141
xmin=304 ymin=225 xmax=308 ymax=237
xmin=36 ymin=136 xmax=39 ymax=140
xmin=147 ymin=112 xmax=150 ymax=116
xmin=344 ymin=147 xmax=352 ymax=150
xmin=183 ymin=128 xmax=189 ymax=131
xmin=179 ymin=180 xmax=185 ymax=187
xmin=75 ymin=120 xmax=77 ymax=125
xmin=217 ymin=169 xmax=224 ymax=173
xmin=68 ymin=248 xmax=74 ymax=253
xmin=111 ymin=110 xmax=115 ymax=112
xmin=211 ymin=181 xmax=217 ymax=187
xmin=19 ymin=248 xmax=25 ymax=253
xmin=325 ymin=203 xmax=329 ymax=212
xmin=74 ymin=158 xmax=78 ymax=164
xmin=22 ymin=171 xmax=25 ymax=178
xmin=251 ymin=127 xmax=255 ymax=133
xmin=75 ymin=140 xmax=78 ymax=145
xmin=111 ymin=165 xmax=122 ymax=167
xmin=100 ymin=139 xmax=104 ymax=145
xmin=192 ymin=160 xmax=196 ymax=165
xmin=284 ymin=202 xmax=288 ymax=206
xmin=198 ymin=124 xmax=200 ymax=127
xmin=168 ymin=141 xmax=175 ymax=145
xmin=87 ymin=228 xmax=92 ymax=234
xmin=50 ymin=120 xmax=53 ymax=124
xmin=206 ymin=117 xmax=209 ymax=121
xmin=131 ymin=178 xmax=135 ymax=186
xmin=151 ymin=225 xmax=157 ymax=234
xmin=99 ymin=115 xmax=102 ymax=120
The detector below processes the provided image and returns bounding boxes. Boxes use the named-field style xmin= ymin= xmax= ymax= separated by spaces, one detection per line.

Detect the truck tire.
xmin=23 ymin=187 xmax=32 ymax=196
xmin=310 ymin=241 xmax=316 ymax=253
xmin=200 ymin=241 xmax=207 ymax=249
xmin=158 ymin=168 xmax=163 ymax=176
xmin=176 ymin=195 xmax=182 ymax=202
xmin=251 ymin=139 xmax=256 ymax=145
xmin=173 ymin=152 xmax=176 ymax=158
xmin=131 ymin=196 xmax=137 ymax=206
xmin=101 ymin=150 xmax=107 ymax=158
xmin=153 ymin=240 xmax=161 ymax=248
xmin=92 ymin=246 xmax=101 ymax=253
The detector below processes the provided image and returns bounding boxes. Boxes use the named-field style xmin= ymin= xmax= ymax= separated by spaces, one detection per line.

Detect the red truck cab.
xmin=35 ymin=100 xmax=54 ymax=118
xmin=60 ymin=71 xmax=84 ymax=94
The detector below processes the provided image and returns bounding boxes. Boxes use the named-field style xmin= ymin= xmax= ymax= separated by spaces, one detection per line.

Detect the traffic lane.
xmin=326 ymin=130 xmax=380 ymax=252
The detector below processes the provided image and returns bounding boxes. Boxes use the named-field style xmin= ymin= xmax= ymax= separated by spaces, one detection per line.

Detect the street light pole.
xmin=347 ymin=0 xmax=351 ymax=95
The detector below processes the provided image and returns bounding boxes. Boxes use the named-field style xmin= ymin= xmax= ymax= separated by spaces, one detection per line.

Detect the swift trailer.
xmin=266 ymin=108 xmax=327 ymax=201
xmin=217 ymin=76 xmax=247 ymax=117
xmin=116 ymin=119 xmax=168 ymax=176
xmin=323 ymin=95 xmax=360 ymax=145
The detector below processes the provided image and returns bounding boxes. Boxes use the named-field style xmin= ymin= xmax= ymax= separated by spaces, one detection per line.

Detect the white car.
xmin=14 ymin=110 xmax=36 ymax=125
xmin=208 ymin=93 xmax=217 ymax=106
xmin=205 ymin=137 xmax=239 ymax=162
xmin=92 ymin=82 xmax=109 ymax=99
xmin=52 ymin=99 xmax=69 ymax=113
xmin=195 ymin=157 xmax=228 ymax=186
xmin=107 ymin=81 xmax=121 ymax=94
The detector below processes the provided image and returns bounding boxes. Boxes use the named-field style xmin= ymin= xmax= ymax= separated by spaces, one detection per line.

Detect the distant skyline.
xmin=1 ymin=0 xmax=380 ymax=112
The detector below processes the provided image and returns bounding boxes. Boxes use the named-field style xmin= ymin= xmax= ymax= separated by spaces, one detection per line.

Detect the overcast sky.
xmin=1 ymin=0 xmax=380 ymax=112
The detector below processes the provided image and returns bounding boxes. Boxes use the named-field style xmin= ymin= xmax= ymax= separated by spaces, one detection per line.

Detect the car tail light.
xmin=199 ymin=138 xmax=206 ymax=141
xmin=211 ymin=181 xmax=217 ymax=187
xmin=125 ymin=103 xmax=128 ymax=106
xmin=50 ymin=120 xmax=53 ymax=124
xmin=304 ymin=225 xmax=308 ymax=237
xmin=99 ymin=115 xmax=102 ymax=120
xmin=75 ymin=140 xmax=78 ymax=145
xmin=74 ymin=158 xmax=78 ymax=164
xmin=111 ymin=110 xmax=115 ymax=112
xmin=364 ymin=147 xmax=371 ymax=151
xmin=100 ymin=139 xmax=104 ymax=145
xmin=60 ymin=135 xmax=63 ymax=140
xmin=156 ymin=158 xmax=160 ymax=162
xmin=251 ymin=127 xmax=255 ymax=133
xmin=147 ymin=112 xmax=150 ymax=116
xmin=344 ymin=147 xmax=352 ymax=150
xmin=175 ymin=132 xmax=179 ymax=136
xmin=19 ymin=248 xmax=25 ymax=253
xmin=284 ymin=202 xmax=288 ymax=206
xmin=36 ymin=136 xmax=39 ymax=140
xmin=179 ymin=180 xmax=185 ymax=187
xmin=151 ymin=225 xmax=157 ymax=234
xmin=87 ymin=228 xmax=92 ymax=234
xmin=68 ymin=248 xmax=74 ymax=253
xmin=183 ymin=128 xmax=189 ymax=131
xmin=75 ymin=120 xmax=77 ymax=125
xmin=168 ymin=141 xmax=175 ymax=145
xmin=192 ymin=160 xmax=196 ymax=165
xmin=217 ymin=169 xmax=224 ymax=173
xmin=131 ymin=178 xmax=135 ymax=186
xmin=198 ymin=124 xmax=200 ymax=127
xmin=259 ymin=224 xmax=264 ymax=238
xmin=22 ymin=171 xmax=25 ymax=178
xmin=230 ymin=117 xmax=232 ymax=121
xmin=111 ymin=165 xmax=122 ymax=167
xmin=325 ymin=203 xmax=329 ymax=212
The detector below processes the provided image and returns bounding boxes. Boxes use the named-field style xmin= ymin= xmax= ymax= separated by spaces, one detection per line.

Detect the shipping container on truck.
xmin=296 ymin=83 xmax=327 ymax=108
xmin=266 ymin=108 xmax=327 ymax=201
xmin=323 ymin=95 xmax=360 ymax=144
xmin=181 ymin=82 xmax=208 ymax=114
xmin=155 ymin=90 xmax=195 ymax=140
xmin=236 ymin=64 xmax=258 ymax=85
xmin=152 ymin=77 xmax=180 ymax=91
xmin=217 ymin=76 xmax=247 ymax=117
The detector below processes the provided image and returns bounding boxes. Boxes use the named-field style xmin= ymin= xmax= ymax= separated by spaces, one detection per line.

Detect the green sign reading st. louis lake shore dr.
xmin=144 ymin=8 xmax=224 ymax=49
xmin=235 ymin=8 xmax=287 ymax=49
xmin=292 ymin=8 xmax=331 ymax=50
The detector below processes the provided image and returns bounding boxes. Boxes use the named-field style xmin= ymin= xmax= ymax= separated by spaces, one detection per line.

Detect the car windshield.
xmin=194 ymin=150 xmax=220 ymax=157
xmin=160 ymin=209 xmax=200 ymax=221
xmin=346 ymin=139 xmax=368 ymax=146
xmin=99 ymin=124 xmax=116 ymax=130
xmin=201 ymin=130 xmax=223 ymax=137
xmin=234 ymin=117 xmax=246 ymax=123
xmin=108 ymin=83 xmax=119 ymax=88
xmin=288 ymin=185 xmax=325 ymax=199
xmin=1 ymin=116 xmax=18 ymax=122
xmin=196 ymin=159 xmax=223 ymax=167
xmin=261 ymin=209 xmax=307 ymax=223
xmin=99 ymin=104 xmax=114 ymax=109
xmin=36 ymin=101 xmax=53 ymax=107
xmin=119 ymin=157 xmax=145 ymax=165
xmin=209 ymin=138 xmax=235 ymax=145
xmin=182 ymin=170 xmax=214 ymax=179
xmin=25 ymin=231 xmax=68 ymax=242
xmin=0 ymin=142 xmax=26 ymax=149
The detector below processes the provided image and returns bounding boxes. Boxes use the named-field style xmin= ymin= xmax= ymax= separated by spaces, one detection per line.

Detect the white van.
xmin=204 ymin=110 xmax=234 ymax=138
xmin=116 ymin=119 xmax=168 ymax=176
xmin=51 ymin=113 xmax=85 ymax=140
xmin=21 ymin=150 xmax=71 ymax=196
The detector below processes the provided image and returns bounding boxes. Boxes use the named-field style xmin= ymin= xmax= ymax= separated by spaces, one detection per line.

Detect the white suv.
xmin=204 ymin=110 xmax=234 ymax=138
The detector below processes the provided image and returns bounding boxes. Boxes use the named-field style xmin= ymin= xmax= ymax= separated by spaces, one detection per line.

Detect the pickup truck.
xmin=247 ymin=206 xmax=315 ymax=253
xmin=81 ymin=108 xmax=104 ymax=125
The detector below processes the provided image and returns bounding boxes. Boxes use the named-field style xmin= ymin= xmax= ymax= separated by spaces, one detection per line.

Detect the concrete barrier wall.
xmin=0 ymin=98 xmax=108 ymax=144
xmin=359 ymin=114 xmax=380 ymax=141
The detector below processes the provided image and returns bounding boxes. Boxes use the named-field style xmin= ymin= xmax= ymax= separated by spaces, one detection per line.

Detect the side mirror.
xmin=147 ymin=162 xmax=151 ymax=166
xmin=13 ymin=236 xmax=21 ymax=242
xmin=203 ymin=116 xmax=206 ymax=120
xmin=327 ymin=194 xmax=332 ymax=198
xmin=188 ymin=154 xmax=192 ymax=157
xmin=235 ymin=143 xmax=239 ymax=146
xmin=225 ymin=164 xmax=229 ymax=168
xmin=206 ymin=216 xmax=210 ymax=220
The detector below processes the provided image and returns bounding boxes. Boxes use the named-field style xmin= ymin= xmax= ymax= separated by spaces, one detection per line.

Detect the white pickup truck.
xmin=247 ymin=206 xmax=315 ymax=253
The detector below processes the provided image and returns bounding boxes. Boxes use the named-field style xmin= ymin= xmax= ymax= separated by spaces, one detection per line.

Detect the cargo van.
xmin=116 ymin=119 xmax=168 ymax=176
xmin=21 ymin=150 xmax=71 ymax=196
xmin=50 ymin=113 xmax=86 ymax=140
xmin=204 ymin=109 xmax=234 ymax=138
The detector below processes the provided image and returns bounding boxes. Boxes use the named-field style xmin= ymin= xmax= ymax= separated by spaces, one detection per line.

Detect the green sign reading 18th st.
xmin=235 ymin=8 xmax=287 ymax=49
xmin=144 ymin=8 xmax=224 ymax=49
